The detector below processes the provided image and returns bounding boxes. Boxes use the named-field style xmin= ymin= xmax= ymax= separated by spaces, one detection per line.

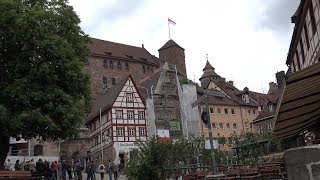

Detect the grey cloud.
xmin=256 ymin=0 xmax=300 ymax=33
xmin=83 ymin=0 xmax=147 ymax=33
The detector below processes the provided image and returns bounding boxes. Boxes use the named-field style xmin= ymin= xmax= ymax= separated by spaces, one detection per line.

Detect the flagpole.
xmin=168 ymin=19 xmax=171 ymax=39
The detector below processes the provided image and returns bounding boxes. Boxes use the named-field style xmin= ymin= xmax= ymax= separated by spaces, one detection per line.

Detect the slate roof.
xmin=88 ymin=37 xmax=159 ymax=65
xmin=213 ymin=80 xmax=259 ymax=107
xmin=204 ymin=61 xmax=214 ymax=70
xmin=86 ymin=76 xmax=130 ymax=125
xmin=158 ymin=39 xmax=184 ymax=51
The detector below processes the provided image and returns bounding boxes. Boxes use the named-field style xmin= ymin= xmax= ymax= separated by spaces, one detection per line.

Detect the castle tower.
xmin=158 ymin=39 xmax=187 ymax=77
xmin=199 ymin=61 xmax=221 ymax=88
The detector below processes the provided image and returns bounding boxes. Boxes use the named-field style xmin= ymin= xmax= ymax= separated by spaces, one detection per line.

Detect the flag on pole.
xmin=168 ymin=18 xmax=176 ymax=25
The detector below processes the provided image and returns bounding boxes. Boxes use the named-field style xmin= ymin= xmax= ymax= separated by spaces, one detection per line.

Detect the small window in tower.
xmin=117 ymin=62 xmax=122 ymax=70
xmin=231 ymin=109 xmax=235 ymax=114
xmin=217 ymin=108 xmax=221 ymax=114
xmin=210 ymin=107 xmax=214 ymax=113
xmin=224 ymin=108 xmax=228 ymax=114
xmin=125 ymin=63 xmax=129 ymax=70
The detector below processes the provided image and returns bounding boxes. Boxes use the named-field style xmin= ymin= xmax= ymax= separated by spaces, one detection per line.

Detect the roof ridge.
xmin=89 ymin=37 xmax=144 ymax=50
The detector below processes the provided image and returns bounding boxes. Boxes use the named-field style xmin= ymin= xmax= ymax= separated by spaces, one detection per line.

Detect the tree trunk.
xmin=0 ymin=135 xmax=10 ymax=170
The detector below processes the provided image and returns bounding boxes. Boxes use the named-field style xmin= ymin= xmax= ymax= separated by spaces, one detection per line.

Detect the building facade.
xmin=85 ymin=76 xmax=147 ymax=167
xmin=198 ymin=61 xmax=260 ymax=140
xmin=274 ymin=0 xmax=320 ymax=147
xmin=287 ymin=0 xmax=320 ymax=73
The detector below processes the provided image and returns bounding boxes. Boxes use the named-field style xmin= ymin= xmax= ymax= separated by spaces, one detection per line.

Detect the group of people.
xmin=96 ymin=160 xmax=119 ymax=180
xmin=3 ymin=158 xmax=86 ymax=180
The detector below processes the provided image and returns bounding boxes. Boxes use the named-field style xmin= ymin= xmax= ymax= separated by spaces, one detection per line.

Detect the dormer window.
xmin=269 ymin=104 xmax=274 ymax=112
xmin=242 ymin=94 xmax=249 ymax=103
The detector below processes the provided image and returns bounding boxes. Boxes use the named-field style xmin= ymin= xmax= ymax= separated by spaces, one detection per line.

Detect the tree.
xmin=0 ymin=0 xmax=90 ymax=166
xmin=125 ymin=137 xmax=208 ymax=180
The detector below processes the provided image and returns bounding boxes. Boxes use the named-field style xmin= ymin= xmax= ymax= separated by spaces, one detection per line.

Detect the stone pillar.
xmin=285 ymin=145 xmax=320 ymax=180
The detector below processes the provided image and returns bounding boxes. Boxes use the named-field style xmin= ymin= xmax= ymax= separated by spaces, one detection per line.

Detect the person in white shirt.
xmin=5 ymin=159 xmax=12 ymax=171
xmin=98 ymin=162 xmax=106 ymax=180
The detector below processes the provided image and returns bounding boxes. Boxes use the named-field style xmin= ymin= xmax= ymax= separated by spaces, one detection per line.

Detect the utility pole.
xmin=204 ymin=89 xmax=217 ymax=174
xmin=192 ymin=89 xmax=223 ymax=175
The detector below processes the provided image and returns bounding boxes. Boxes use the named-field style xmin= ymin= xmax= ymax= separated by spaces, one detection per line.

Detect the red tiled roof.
xmin=88 ymin=37 xmax=159 ymax=65
xmin=158 ymin=39 xmax=184 ymax=51
xmin=200 ymin=71 xmax=218 ymax=79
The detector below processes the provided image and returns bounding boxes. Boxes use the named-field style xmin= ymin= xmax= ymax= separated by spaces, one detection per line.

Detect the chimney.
xmin=229 ymin=81 xmax=233 ymax=85
xmin=142 ymin=44 xmax=144 ymax=48
xmin=276 ymin=71 xmax=286 ymax=89
xmin=267 ymin=82 xmax=278 ymax=95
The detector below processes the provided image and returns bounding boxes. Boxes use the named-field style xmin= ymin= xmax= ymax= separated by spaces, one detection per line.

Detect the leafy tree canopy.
xmin=0 ymin=0 xmax=90 ymax=141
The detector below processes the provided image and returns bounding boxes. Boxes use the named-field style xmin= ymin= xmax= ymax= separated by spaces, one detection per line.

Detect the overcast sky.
xmin=69 ymin=0 xmax=300 ymax=93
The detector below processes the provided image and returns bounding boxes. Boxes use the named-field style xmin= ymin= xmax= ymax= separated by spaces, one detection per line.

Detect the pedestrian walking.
xmin=76 ymin=160 xmax=84 ymax=180
xmin=108 ymin=160 xmax=113 ymax=180
xmin=51 ymin=161 xmax=58 ymax=180
xmin=112 ymin=163 xmax=119 ymax=180
xmin=98 ymin=162 xmax=105 ymax=180
xmin=86 ymin=161 xmax=94 ymax=180
xmin=67 ymin=160 xmax=73 ymax=179
xmin=61 ymin=160 xmax=68 ymax=180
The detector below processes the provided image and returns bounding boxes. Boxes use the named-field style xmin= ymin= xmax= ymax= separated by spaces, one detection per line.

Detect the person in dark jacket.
xmin=61 ymin=160 xmax=68 ymax=180
xmin=14 ymin=160 xmax=21 ymax=171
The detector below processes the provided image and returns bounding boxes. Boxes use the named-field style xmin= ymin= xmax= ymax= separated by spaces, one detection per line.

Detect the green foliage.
xmin=180 ymin=78 xmax=199 ymax=87
xmin=125 ymin=137 xmax=208 ymax=180
xmin=0 ymin=0 xmax=90 ymax=141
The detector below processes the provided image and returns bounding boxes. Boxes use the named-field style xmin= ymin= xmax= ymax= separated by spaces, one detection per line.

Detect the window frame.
xmin=126 ymin=93 xmax=133 ymax=102
xmin=117 ymin=127 xmax=124 ymax=136
xmin=138 ymin=111 xmax=145 ymax=119
xmin=140 ymin=127 xmax=146 ymax=136
xmin=233 ymin=123 xmax=238 ymax=130
xmin=129 ymin=127 xmax=135 ymax=137
xmin=116 ymin=110 xmax=123 ymax=119
xmin=127 ymin=110 xmax=134 ymax=119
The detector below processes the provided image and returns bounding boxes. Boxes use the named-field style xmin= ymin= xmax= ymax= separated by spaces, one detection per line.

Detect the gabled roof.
xmin=158 ymin=39 xmax=184 ymax=51
xmin=88 ymin=37 xmax=159 ymax=65
xmin=86 ymin=76 xmax=130 ymax=125
xmin=196 ymin=87 xmax=238 ymax=106
xmin=138 ymin=66 xmax=164 ymax=99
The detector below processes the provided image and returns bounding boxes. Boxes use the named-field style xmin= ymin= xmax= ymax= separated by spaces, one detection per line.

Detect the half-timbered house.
xmin=85 ymin=75 xmax=147 ymax=167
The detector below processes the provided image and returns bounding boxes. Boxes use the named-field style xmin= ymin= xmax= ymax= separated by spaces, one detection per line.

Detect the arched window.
xmin=117 ymin=62 xmax=122 ymax=70
xmin=109 ymin=60 xmax=113 ymax=69
xmin=34 ymin=145 xmax=43 ymax=156
xmin=125 ymin=63 xmax=129 ymax=70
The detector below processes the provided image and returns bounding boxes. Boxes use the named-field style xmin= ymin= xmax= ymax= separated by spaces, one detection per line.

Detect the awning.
xmin=274 ymin=62 xmax=320 ymax=140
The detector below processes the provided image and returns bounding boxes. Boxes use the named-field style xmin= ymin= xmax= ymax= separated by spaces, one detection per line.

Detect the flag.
xmin=168 ymin=18 xmax=176 ymax=25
